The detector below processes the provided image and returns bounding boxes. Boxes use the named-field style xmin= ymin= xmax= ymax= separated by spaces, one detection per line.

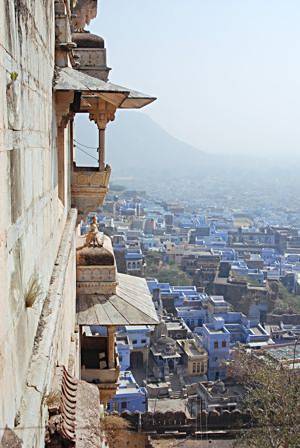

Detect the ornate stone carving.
xmin=71 ymin=164 xmax=111 ymax=215
xmin=84 ymin=216 xmax=104 ymax=247
xmin=72 ymin=0 xmax=98 ymax=32
xmin=76 ymin=282 xmax=118 ymax=295
xmin=77 ymin=265 xmax=115 ymax=282
xmin=72 ymin=32 xmax=110 ymax=81
xmin=89 ymin=98 xmax=116 ymax=129
xmin=55 ymin=0 xmax=76 ymax=67
xmin=55 ymin=91 xmax=75 ymax=127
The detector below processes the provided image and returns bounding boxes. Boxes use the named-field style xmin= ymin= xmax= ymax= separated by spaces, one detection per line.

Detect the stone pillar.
xmin=107 ymin=326 xmax=116 ymax=369
xmin=70 ymin=118 xmax=74 ymax=165
xmin=55 ymin=91 xmax=75 ymax=205
xmin=98 ymin=127 xmax=105 ymax=171
xmin=57 ymin=125 xmax=65 ymax=204
xmin=89 ymin=98 xmax=116 ymax=171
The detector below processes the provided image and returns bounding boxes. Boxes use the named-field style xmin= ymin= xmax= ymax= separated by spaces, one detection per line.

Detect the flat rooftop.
xmin=124 ymin=325 xmax=150 ymax=331
xmin=202 ymin=382 xmax=244 ymax=399
xmin=204 ymin=324 xmax=227 ymax=334
xmin=251 ymin=326 xmax=265 ymax=336
xmin=210 ymin=295 xmax=226 ymax=303
xmin=177 ymin=339 xmax=207 ymax=357
xmin=266 ymin=344 xmax=300 ymax=362
xmin=166 ymin=321 xmax=186 ymax=331
xmin=117 ymin=372 xmax=141 ymax=394
xmin=148 ymin=398 xmax=189 ymax=414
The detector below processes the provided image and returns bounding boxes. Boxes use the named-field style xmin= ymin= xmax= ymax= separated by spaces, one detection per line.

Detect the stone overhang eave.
xmin=54 ymin=66 xmax=129 ymax=108
xmin=54 ymin=66 xmax=157 ymax=110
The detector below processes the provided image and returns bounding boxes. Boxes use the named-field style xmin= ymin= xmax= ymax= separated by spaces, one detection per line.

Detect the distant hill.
xmin=106 ymin=112 xmax=206 ymax=178
xmin=76 ymin=111 xmax=206 ymax=180
xmin=75 ymin=111 xmax=300 ymax=205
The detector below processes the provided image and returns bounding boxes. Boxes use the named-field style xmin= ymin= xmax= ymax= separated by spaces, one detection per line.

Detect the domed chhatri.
xmin=72 ymin=38 xmax=110 ymax=81
xmin=76 ymin=246 xmax=114 ymax=267
xmin=77 ymin=217 xmax=115 ymax=267
xmin=157 ymin=336 xmax=176 ymax=348
xmin=72 ymin=32 xmax=105 ymax=49
xmin=71 ymin=0 xmax=98 ymax=33
xmin=154 ymin=335 xmax=177 ymax=356
xmin=76 ymin=217 xmax=117 ymax=295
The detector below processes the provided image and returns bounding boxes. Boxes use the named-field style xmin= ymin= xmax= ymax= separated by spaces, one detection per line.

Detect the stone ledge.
xmin=15 ymin=209 xmax=77 ymax=448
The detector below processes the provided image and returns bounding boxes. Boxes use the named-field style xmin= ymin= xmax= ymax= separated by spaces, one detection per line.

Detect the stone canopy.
xmin=54 ymin=66 xmax=156 ymax=109
xmin=76 ymin=234 xmax=159 ymax=326
xmin=77 ymin=272 xmax=159 ymax=326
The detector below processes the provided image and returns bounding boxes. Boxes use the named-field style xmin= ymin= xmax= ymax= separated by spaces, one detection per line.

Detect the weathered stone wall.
xmin=266 ymin=313 xmax=300 ymax=325
xmin=18 ymin=210 xmax=77 ymax=447
xmin=0 ymin=0 xmax=75 ymax=443
xmin=120 ymin=409 xmax=251 ymax=433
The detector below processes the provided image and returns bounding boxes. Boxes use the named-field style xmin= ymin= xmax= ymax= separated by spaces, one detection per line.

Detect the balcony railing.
xmin=81 ymin=333 xmax=120 ymax=402
xmin=71 ymin=164 xmax=111 ymax=215
xmin=81 ymin=354 xmax=120 ymax=384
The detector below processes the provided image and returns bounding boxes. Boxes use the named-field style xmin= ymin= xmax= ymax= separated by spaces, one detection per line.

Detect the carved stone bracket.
xmin=55 ymin=91 xmax=75 ymax=128
xmin=88 ymin=98 xmax=116 ymax=130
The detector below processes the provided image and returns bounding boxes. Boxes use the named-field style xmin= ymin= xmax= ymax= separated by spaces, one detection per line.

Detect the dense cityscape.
xmin=1 ymin=0 xmax=300 ymax=447
xmin=77 ymin=184 xmax=300 ymax=445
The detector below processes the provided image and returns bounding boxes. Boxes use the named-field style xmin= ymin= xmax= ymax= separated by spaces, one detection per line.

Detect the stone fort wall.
xmin=0 ymin=1 xmax=76 ymax=444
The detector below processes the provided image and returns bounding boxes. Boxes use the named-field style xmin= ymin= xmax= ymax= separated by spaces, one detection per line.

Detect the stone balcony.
xmin=81 ymin=355 xmax=120 ymax=383
xmin=81 ymin=332 xmax=120 ymax=403
xmin=71 ymin=164 xmax=111 ymax=216
xmin=81 ymin=353 xmax=120 ymax=404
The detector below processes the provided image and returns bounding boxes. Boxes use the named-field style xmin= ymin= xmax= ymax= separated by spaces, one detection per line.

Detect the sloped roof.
xmin=54 ymin=66 xmax=129 ymax=107
xmin=77 ymin=273 xmax=159 ymax=326
xmin=118 ymin=87 xmax=156 ymax=109
xmin=54 ymin=66 xmax=156 ymax=109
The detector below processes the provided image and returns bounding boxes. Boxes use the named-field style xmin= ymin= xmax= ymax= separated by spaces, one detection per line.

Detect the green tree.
xmin=144 ymin=252 xmax=192 ymax=285
xmin=231 ymin=348 xmax=300 ymax=448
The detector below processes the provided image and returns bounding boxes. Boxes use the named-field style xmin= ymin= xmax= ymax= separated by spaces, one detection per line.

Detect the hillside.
xmin=75 ymin=111 xmax=206 ymax=179
xmin=75 ymin=112 xmax=300 ymax=207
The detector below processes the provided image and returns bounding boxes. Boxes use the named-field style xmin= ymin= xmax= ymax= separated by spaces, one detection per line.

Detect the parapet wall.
xmin=0 ymin=0 xmax=68 ymax=440
xmin=267 ymin=313 xmax=300 ymax=325
xmin=120 ymin=409 xmax=251 ymax=434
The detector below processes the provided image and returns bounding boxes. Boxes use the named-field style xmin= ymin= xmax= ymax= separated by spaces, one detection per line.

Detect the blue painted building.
xmin=219 ymin=248 xmax=236 ymax=262
xmin=147 ymin=279 xmax=207 ymax=308
xmin=201 ymin=317 xmax=231 ymax=380
xmin=231 ymin=260 xmax=265 ymax=285
xmin=176 ymin=306 xmax=207 ymax=330
xmin=206 ymin=296 xmax=271 ymax=348
xmin=107 ymin=371 xmax=148 ymax=413
xmin=125 ymin=250 xmax=144 ymax=274
xmin=124 ymin=325 xmax=151 ymax=349
xmin=119 ymin=325 xmax=151 ymax=368
xmin=116 ymin=335 xmax=131 ymax=371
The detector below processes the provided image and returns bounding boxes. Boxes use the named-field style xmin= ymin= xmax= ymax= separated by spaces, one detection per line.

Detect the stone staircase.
xmin=169 ymin=373 xmax=183 ymax=398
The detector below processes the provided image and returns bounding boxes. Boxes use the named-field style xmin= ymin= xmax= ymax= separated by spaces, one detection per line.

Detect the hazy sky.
xmin=89 ymin=1 xmax=300 ymax=156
